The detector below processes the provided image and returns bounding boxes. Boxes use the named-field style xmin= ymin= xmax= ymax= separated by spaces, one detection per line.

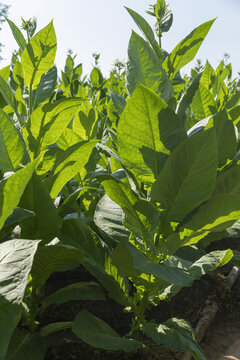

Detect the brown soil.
xmin=40 ymin=238 xmax=240 ymax=360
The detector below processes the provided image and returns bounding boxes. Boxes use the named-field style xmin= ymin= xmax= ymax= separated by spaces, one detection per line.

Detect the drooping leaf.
xmin=142 ymin=318 xmax=206 ymax=360
xmin=100 ymin=176 xmax=159 ymax=245
xmin=72 ymin=310 xmax=141 ymax=352
xmin=44 ymin=282 xmax=105 ymax=305
xmin=94 ymin=194 xmax=130 ymax=246
xmin=151 ymin=128 xmax=218 ymax=222
xmin=5 ymin=328 xmax=45 ymax=360
xmin=31 ymin=244 xmax=84 ymax=287
xmin=0 ymin=239 xmax=40 ymax=360
xmin=0 ymin=109 xmax=27 ymax=172
xmin=60 ymin=218 xmax=129 ymax=306
xmin=163 ymin=19 xmax=215 ymax=79
xmin=180 ymin=194 xmax=240 ymax=246
xmin=21 ymin=21 xmax=57 ymax=90
xmin=126 ymin=31 xmax=173 ymax=100
xmin=40 ymin=322 xmax=72 ymax=337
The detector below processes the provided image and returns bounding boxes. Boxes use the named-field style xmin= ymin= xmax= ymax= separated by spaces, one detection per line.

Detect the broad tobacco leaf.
xmin=72 ymin=309 xmax=141 ymax=352
xmin=126 ymin=31 xmax=173 ymax=100
xmin=163 ymin=19 xmax=215 ymax=79
xmin=0 ymin=109 xmax=27 ymax=172
xmin=0 ymin=239 xmax=40 ymax=360
xmin=21 ymin=21 xmax=57 ymax=90
xmin=0 ymin=159 xmax=38 ymax=230
xmin=151 ymin=128 xmax=218 ymax=223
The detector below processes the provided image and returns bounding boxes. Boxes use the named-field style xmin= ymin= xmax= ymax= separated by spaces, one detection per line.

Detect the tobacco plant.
xmin=0 ymin=1 xmax=240 ymax=360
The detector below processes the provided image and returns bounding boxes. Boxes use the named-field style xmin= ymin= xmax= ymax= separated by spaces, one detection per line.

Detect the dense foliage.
xmin=0 ymin=1 xmax=240 ymax=359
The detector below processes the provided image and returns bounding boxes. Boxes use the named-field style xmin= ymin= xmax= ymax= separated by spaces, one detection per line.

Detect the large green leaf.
xmin=33 ymin=66 xmax=57 ymax=109
xmin=57 ymin=128 xmax=82 ymax=150
xmin=151 ymin=129 xmax=218 ymax=222
xmin=212 ymin=165 xmax=240 ymax=196
xmin=125 ymin=7 xmax=162 ymax=60
xmin=5 ymin=328 xmax=45 ymax=360
xmin=60 ymin=218 xmax=104 ymax=265
xmin=163 ymin=19 xmax=215 ymax=79
xmin=112 ymin=240 xmax=192 ymax=286
xmin=100 ymin=176 xmax=159 ymax=246
xmin=21 ymin=21 xmax=57 ymax=90
xmin=180 ymin=194 xmax=240 ymax=246
xmin=0 ymin=160 xmax=37 ymax=230
xmin=118 ymin=85 xmax=169 ymax=183
xmin=72 ymin=101 xmax=98 ymax=140
xmin=48 ymin=139 xmax=97 ymax=198
xmin=205 ymin=110 xmax=237 ymax=166
xmin=0 ymin=239 xmax=40 ymax=360
xmin=191 ymin=83 xmax=216 ymax=120
xmin=31 ymin=244 xmax=84 ymax=287
xmin=157 ymin=249 xmax=233 ymax=299
xmin=142 ymin=318 xmax=206 ymax=360
xmin=0 ymin=76 xmax=18 ymax=114
xmin=94 ymin=194 xmax=130 ymax=246
xmin=60 ymin=218 xmax=129 ymax=306
xmin=27 ymin=98 xmax=83 ymax=153
xmin=177 ymin=73 xmax=201 ymax=125
xmin=126 ymin=31 xmax=173 ymax=100
xmin=44 ymin=282 xmax=105 ymax=304
xmin=19 ymin=173 xmax=62 ymax=240
xmin=72 ymin=309 xmax=141 ymax=352
xmin=6 ymin=19 xmax=26 ymax=54
xmin=0 ymin=109 xmax=27 ymax=172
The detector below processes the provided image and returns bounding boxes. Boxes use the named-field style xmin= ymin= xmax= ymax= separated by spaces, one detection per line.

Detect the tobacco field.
xmin=0 ymin=1 xmax=240 ymax=359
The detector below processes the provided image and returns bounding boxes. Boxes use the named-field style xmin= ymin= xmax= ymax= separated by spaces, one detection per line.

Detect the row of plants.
xmin=0 ymin=1 xmax=240 ymax=359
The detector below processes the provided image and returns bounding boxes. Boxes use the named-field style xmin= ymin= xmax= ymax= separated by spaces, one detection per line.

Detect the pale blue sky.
xmin=1 ymin=0 xmax=240 ymax=78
